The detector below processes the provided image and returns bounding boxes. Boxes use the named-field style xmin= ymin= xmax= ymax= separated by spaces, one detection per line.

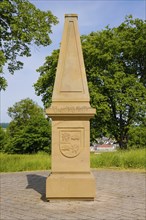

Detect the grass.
xmin=0 ymin=149 xmax=145 ymax=172
xmin=90 ymin=148 xmax=146 ymax=170
xmin=0 ymin=151 xmax=51 ymax=172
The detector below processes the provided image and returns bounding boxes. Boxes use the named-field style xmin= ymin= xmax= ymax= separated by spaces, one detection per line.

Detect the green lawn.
xmin=90 ymin=148 xmax=146 ymax=169
xmin=0 ymin=149 xmax=145 ymax=172
xmin=0 ymin=151 xmax=51 ymax=172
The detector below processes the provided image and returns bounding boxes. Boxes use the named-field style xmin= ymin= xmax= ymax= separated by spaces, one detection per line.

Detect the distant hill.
xmin=0 ymin=123 xmax=9 ymax=128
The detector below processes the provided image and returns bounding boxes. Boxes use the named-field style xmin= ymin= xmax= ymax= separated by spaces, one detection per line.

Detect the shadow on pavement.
xmin=26 ymin=174 xmax=47 ymax=202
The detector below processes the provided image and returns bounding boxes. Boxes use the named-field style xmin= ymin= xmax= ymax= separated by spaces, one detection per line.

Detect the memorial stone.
xmin=46 ymin=14 xmax=96 ymax=200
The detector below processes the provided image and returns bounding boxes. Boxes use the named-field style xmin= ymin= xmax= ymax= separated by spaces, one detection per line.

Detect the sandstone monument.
xmin=46 ymin=14 xmax=96 ymax=200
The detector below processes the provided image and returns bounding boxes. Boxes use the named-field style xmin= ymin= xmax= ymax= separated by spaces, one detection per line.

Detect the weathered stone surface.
xmin=46 ymin=14 xmax=96 ymax=200
xmin=51 ymin=14 xmax=90 ymax=103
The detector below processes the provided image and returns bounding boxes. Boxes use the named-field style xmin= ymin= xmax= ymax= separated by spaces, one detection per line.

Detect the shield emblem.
xmin=60 ymin=130 xmax=81 ymax=158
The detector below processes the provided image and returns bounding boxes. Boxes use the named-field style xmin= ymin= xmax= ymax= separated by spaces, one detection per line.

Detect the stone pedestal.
xmin=46 ymin=173 xmax=95 ymax=200
xmin=46 ymin=14 xmax=96 ymax=200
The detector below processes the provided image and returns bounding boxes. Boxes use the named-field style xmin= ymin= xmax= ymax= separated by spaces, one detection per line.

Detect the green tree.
xmin=128 ymin=125 xmax=146 ymax=148
xmin=82 ymin=15 xmax=146 ymax=149
xmin=34 ymin=16 xmax=146 ymax=149
xmin=0 ymin=0 xmax=58 ymax=90
xmin=34 ymin=49 xmax=59 ymax=107
xmin=128 ymin=116 xmax=146 ymax=148
xmin=0 ymin=126 xmax=6 ymax=151
xmin=4 ymin=98 xmax=51 ymax=154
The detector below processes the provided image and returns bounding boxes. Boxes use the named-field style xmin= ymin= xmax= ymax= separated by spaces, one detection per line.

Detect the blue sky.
xmin=1 ymin=0 xmax=145 ymax=122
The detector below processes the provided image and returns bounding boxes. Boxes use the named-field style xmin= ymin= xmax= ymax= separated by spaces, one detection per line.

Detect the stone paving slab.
xmin=0 ymin=170 xmax=146 ymax=220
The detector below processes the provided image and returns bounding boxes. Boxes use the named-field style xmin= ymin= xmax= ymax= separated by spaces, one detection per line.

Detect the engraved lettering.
xmin=50 ymin=106 xmax=93 ymax=113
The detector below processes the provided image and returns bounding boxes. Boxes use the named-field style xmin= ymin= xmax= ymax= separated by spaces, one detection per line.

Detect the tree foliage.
xmin=34 ymin=49 xmax=59 ymax=107
xmin=128 ymin=125 xmax=146 ymax=148
xmin=82 ymin=16 xmax=146 ymax=148
xmin=34 ymin=16 xmax=146 ymax=149
xmin=3 ymin=98 xmax=51 ymax=154
xmin=0 ymin=0 xmax=58 ymax=90
xmin=0 ymin=126 xmax=6 ymax=151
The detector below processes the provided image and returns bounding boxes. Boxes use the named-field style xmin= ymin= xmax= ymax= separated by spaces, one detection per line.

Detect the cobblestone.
xmin=0 ymin=170 xmax=146 ymax=220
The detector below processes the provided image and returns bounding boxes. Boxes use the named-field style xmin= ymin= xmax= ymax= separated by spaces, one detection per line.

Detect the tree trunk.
xmin=118 ymin=135 xmax=128 ymax=150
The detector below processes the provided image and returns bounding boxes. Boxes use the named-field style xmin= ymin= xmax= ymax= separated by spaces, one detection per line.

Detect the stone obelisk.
xmin=46 ymin=14 xmax=96 ymax=200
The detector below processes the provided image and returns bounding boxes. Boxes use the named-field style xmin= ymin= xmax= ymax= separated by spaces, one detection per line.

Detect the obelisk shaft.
xmin=46 ymin=14 xmax=96 ymax=200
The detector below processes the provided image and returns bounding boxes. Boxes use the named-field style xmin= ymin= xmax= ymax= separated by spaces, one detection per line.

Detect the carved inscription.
xmin=60 ymin=130 xmax=81 ymax=158
xmin=49 ymin=106 xmax=93 ymax=113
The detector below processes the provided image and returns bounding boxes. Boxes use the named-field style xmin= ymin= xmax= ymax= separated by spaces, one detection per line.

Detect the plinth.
xmin=46 ymin=14 xmax=96 ymax=200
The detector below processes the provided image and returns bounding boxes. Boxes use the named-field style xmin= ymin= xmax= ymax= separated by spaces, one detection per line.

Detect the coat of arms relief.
xmin=59 ymin=129 xmax=83 ymax=158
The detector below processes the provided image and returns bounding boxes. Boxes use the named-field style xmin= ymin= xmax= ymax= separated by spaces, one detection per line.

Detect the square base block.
xmin=46 ymin=172 xmax=96 ymax=200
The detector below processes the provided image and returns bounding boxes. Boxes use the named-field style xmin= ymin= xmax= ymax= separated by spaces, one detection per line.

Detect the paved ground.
xmin=0 ymin=170 xmax=146 ymax=220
